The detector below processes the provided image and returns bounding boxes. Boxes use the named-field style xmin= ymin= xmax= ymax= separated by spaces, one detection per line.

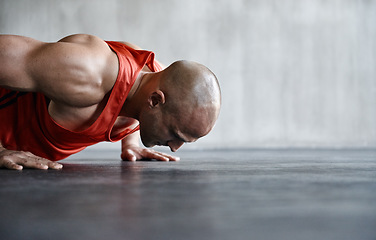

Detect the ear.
xmin=148 ymin=90 xmax=165 ymax=108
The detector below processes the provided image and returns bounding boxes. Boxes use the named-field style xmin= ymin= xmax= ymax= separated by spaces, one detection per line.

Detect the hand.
xmin=0 ymin=146 xmax=63 ymax=170
xmin=121 ymin=145 xmax=180 ymax=162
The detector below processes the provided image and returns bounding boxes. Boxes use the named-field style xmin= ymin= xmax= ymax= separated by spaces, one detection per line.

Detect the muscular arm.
xmin=1 ymin=34 xmax=121 ymax=132
xmin=0 ymin=35 xmax=37 ymax=91
xmin=0 ymin=34 xmax=118 ymax=106
xmin=0 ymin=34 xmax=118 ymax=169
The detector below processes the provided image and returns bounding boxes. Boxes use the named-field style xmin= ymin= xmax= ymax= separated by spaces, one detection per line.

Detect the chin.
xmin=144 ymin=143 xmax=155 ymax=148
xmin=140 ymin=137 xmax=153 ymax=148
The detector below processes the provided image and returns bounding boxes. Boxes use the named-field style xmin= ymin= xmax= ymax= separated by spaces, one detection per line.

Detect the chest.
xmin=48 ymin=100 xmax=137 ymax=136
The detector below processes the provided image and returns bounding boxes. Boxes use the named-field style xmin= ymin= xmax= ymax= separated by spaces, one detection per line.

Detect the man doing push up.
xmin=0 ymin=34 xmax=221 ymax=170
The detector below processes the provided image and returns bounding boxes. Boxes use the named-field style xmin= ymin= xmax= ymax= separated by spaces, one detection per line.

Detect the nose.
xmin=167 ymin=140 xmax=184 ymax=152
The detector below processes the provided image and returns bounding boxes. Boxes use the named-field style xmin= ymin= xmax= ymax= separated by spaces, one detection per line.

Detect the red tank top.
xmin=0 ymin=41 xmax=163 ymax=160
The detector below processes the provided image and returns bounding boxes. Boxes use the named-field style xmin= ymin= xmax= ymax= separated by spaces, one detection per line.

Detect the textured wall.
xmin=1 ymin=0 xmax=375 ymax=149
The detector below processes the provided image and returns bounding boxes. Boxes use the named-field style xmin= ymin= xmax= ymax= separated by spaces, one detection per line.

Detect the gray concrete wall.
xmin=1 ymin=0 xmax=375 ymax=149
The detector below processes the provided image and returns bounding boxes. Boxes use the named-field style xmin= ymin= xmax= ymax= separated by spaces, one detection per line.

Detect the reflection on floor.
xmin=0 ymin=149 xmax=375 ymax=240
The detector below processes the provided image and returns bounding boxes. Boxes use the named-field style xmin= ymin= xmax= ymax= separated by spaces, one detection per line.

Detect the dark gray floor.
xmin=0 ymin=149 xmax=375 ymax=240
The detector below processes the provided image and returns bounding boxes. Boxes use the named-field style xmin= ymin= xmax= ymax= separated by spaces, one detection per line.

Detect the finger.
xmin=21 ymin=152 xmax=59 ymax=170
xmin=147 ymin=150 xmax=180 ymax=161
xmin=14 ymin=155 xmax=48 ymax=170
xmin=122 ymin=149 xmax=137 ymax=162
xmin=22 ymin=159 xmax=48 ymax=170
xmin=156 ymin=151 xmax=180 ymax=161
xmin=142 ymin=150 xmax=170 ymax=161
xmin=47 ymin=161 xmax=63 ymax=170
xmin=2 ymin=158 xmax=23 ymax=170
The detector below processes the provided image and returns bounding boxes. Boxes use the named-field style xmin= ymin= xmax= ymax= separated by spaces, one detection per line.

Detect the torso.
xmin=2 ymin=34 xmax=157 ymax=134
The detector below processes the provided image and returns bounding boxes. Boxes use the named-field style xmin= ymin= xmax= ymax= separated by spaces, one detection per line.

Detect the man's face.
xmin=138 ymin=95 xmax=218 ymax=152
xmin=138 ymin=108 xmax=187 ymax=152
xmin=138 ymin=104 xmax=214 ymax=152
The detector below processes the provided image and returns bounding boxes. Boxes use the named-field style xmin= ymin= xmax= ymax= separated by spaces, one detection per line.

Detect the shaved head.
xmin=161 ymin=60 xmax=220 ymax=105
xmin=160 ymin=60 xmax=221 ymax=138
xmin=136 ymin=60 xmax=221 ymax=149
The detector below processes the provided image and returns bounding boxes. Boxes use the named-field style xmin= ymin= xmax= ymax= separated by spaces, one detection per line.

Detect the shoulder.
xmin=56 ymin=34 xmax=114 ymax=62
xmin=58 ymin=34 xmax=106 ymax=47
xmin=28 ymin=34 xmax=118 ymax=107
xmin=58 ymin=34 xmax=119 ymax=93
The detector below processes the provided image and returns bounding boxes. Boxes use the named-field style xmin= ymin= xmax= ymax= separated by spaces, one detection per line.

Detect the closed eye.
xmin=174 ymin=132 xmax=187 ymax=143
xmin=169 ymin=129 xmax=187 ymax=143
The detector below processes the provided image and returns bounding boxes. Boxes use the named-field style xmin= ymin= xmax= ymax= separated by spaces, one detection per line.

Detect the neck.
xmin=120 ymin=71 xmax=152 ymax=119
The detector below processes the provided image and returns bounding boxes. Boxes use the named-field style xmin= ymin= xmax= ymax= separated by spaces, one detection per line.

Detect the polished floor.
xmin=0 ymin=149 xmax=375 ymax=240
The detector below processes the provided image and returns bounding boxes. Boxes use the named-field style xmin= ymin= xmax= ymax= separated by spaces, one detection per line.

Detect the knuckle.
xmin=20 ymin=151 xmax=32 ymax=156
xmin=4 ymin=160 xmax=18 ymax=169
xmin=2 ymin=154 xmax=20 ymax=164
xmin=2 ymin=158 xmax=12 ymax=165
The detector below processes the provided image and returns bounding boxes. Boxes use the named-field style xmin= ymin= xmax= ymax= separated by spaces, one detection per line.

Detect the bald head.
xmin=134 ymin=60 xmax=221 ymax=150
xmin=161 ymin=60 xmax=221 ymax=107
xmin=160 ymin=60 xmax=221 ymax=137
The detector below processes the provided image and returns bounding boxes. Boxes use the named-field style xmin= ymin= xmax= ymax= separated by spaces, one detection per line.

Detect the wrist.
xmin=122 ymin=143 xmax=139 ymax=150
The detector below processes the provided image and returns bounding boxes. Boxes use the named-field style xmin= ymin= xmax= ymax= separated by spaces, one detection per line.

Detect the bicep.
xmin=0 ymin=34 xmax=97 ymax=92
xmin=0 ymin=35 xmax=42 ymax=91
